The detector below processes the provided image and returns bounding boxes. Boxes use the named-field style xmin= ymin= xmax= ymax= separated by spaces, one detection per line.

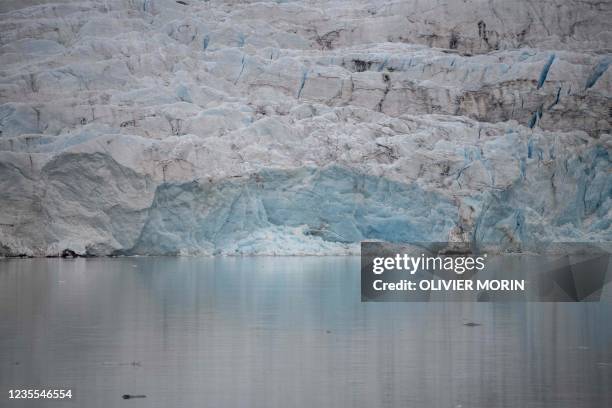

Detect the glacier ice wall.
xmin=130 ymin=166 xmax=458 ymax=255
xmin=0 ymin=0 xmax=610 ymax=256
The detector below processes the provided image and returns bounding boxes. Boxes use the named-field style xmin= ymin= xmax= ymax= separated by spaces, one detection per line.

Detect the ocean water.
xmin=0 ymin=257 xmax=611 ymax=408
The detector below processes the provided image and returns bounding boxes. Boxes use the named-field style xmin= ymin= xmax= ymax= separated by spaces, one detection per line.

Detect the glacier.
xmin=0 ymin=0 xmax=610 ymax=256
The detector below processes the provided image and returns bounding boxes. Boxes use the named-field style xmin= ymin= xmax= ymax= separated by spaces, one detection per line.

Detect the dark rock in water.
xmin=61 ymin=249 xmax=79 ymax=258
xmin=176 ymin=1 xmax=188 ymax=5
xmin=464 ymin=322 xmax=481 ymax=327
xmin=5 ymin=253 xmax=29 ymax=258
xmin=122 ymin=394 xmax=146 ymax=400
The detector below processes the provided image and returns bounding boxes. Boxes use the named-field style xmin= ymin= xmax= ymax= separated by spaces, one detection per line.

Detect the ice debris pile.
xmin=0 ymin=0 xmax=610 ymax=256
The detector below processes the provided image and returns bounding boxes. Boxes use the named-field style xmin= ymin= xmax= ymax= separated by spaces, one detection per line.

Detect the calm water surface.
xmin=0 ymin=257 xmax=611 ymax=408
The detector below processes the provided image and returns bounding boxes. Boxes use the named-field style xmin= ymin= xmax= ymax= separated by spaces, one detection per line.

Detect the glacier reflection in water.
xmin=1 ymin=257 xmax=611 ymax=408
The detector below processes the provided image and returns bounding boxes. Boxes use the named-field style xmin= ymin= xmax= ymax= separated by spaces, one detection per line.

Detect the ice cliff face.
xmin=0 ymin=0 xmax=610 ymax=256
